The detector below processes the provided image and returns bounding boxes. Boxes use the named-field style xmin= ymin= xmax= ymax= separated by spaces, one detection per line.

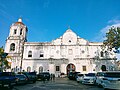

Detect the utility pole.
xmin=20 ymin=44 xmax=24 ymax=73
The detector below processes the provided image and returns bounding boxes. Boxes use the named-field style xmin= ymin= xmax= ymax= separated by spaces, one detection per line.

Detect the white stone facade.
xmin=5 ymin=19 xmax=117 ymax=76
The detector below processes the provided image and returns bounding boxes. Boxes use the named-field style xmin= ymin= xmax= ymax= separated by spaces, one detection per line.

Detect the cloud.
xmin=108 ymin=19 xmax=120 ymax=24
xmin=93 ymin=19 xmax=120 ymax=42
xmin=100 ymin=23 xmax=120 ymax=35
xmin=116 ymin=53 xmax=120 ymax=61
xmin=108 ymin=17 xmax=120 ymax=24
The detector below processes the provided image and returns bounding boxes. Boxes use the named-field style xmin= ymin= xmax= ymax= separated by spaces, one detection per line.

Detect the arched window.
xmin=39 ymin=66 xmax=43 ymax=73
xmin=10 ymin=43 xmax=15 ymax=51
xmin=27 ymin=66 xmax=31 ymax=72
xmin=40 ymin=51 xmax=44 ymax=57
xmin=20 ymin=29 xmax=22 ymax=35
xmin=100 ymin=51 xmax=104 ymax=57
xmin=14 ymin=29 xmax=17 ymax=34
xmin=28 ymin=51 xmax=32 ymax=57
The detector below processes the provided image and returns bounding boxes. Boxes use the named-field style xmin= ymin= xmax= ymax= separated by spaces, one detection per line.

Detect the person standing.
xmin=50 ymin=74 xmax=53 ymax=81
xmin=53 ymin=74 xmax=55 ymax=81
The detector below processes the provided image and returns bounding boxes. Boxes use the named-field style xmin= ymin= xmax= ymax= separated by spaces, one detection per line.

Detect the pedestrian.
xmin=50 ymin=74 xmax=53 ymax=81
xmin=53 ymin=74 xmax=55 ymax=81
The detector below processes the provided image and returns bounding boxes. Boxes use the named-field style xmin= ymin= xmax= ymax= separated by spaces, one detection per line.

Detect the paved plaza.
xmin=6 ymin=77 xmax=104 ymax=90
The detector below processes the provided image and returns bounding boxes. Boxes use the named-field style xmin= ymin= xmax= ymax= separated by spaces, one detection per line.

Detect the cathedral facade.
xmin=5 ymin=18 xmax=117 ymax=76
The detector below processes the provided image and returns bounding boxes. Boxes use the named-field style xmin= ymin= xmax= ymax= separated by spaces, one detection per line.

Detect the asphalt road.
xmin=0 ymin=78 xmax=104 ymax=90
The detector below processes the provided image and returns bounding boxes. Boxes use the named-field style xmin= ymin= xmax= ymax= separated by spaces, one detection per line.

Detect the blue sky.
xmin=1 ymin=0 xmax=120 ymax=47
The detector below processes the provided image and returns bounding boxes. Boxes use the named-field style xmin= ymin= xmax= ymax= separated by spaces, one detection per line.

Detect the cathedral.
xmin=5 ymin=18 xmax=117 ymax=76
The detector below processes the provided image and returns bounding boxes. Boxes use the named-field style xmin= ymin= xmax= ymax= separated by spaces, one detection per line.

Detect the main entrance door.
xmin=66 ymin=63 xmax=75 ymax=75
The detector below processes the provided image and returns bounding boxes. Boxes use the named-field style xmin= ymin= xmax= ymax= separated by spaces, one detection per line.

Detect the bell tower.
xmin=5 ymin=18 xmax=28 ymax=72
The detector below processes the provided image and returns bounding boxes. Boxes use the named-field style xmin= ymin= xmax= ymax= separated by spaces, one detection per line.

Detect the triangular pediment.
xmin=52 ymin=29 xmax=89 ymax=45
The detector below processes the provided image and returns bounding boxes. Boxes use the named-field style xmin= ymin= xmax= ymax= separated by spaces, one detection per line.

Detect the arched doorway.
xmin=27 ymin=66 xmax=31 ymax=72
xmin=66 ymin=63 xmax=75 ymax=75
xmin=39 ymin=66 xmax=43 ymax=73
xmin=101 ymin=65 xmax=107 ymax=71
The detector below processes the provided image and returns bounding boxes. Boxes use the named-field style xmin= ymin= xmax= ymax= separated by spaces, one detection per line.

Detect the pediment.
xmin=52 ymin=29 xmax=89 ymax=45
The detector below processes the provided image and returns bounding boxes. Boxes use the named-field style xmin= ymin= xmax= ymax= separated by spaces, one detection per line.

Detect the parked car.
xmin=37 ymin=72 xmax=50 ymax=81
xmin=95 ymin=72 xmax=105 ymax=87
xmin=76 ymin=73 xmax=84 ymax=83
xmin=101 ymin=71 xmax=120 ymax=90
xmin=22 ymin=72 xmax=37 ymax=83
xmin=15 ymin=74 xmax=28 ymax=85
xmin=68 ymin=72 xmax=80 ymax=80
xmin=0 ymin=72 xmax=16 ymax=88
xmin=82 ymin=73 xmax=96 ymax=85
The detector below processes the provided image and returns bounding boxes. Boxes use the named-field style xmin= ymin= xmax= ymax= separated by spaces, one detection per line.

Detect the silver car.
xmin=95 ymin=72 xmax=105 ymax=87
xmin=102 ymin=71 xmax=120 ymax=90
xmin=82 ymin=73 xmax=96 ymax=85
xmin=76 ymin=74 xmax=84 ymax=83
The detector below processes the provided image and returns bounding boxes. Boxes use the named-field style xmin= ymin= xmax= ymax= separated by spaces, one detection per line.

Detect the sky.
xmin=1 ymin=0 xmax=120 ymax=47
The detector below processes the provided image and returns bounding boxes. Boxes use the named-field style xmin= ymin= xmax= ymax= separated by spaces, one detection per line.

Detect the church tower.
xmin=5 ymin=18 xmax=28 ymax=72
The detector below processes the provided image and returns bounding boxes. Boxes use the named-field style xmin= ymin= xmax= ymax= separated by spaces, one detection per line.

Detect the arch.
xmin=39 ymin=66 xmax=43 ymax=73
xmin=66 ymin=63 xmax=76 ymax=75
xmin=100 ymin=51 xmax=104 ymax=57
xmin=10 ymin=43 xmax=15 ymax=51
xmin=28 ymin=51 xmax=32 ymax=57
xmin=20 ymin=29 xmax=22 ymax=35
xmin=40 ymin=51 xmax=44 ymax=57
xmin=101 ymin=65 xmax=107 ymax=71
xmin=27 ymin=66 xmax=31 ymax=72
xmin=14 ymin=29 xmax=17 ymax=34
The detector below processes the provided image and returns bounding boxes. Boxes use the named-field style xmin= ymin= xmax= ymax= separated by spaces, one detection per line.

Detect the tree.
xmin=103 ymin=26 xmax=120 ymax=52
xmin=0 ymin=47 xmax=11 ymax=72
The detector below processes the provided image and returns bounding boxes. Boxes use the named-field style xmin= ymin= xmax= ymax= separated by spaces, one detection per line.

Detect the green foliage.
xmin=103 ymin=26 xmax=120 ymax=51
xmin=0 ymin=47 xmax=10 ymax=71
xmin=0 ymin=47 xmax=4 ymax=55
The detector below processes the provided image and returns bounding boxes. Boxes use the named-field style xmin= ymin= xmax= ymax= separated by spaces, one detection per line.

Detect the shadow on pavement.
xmin=0 ymin=86 xmax=19 ymax=90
